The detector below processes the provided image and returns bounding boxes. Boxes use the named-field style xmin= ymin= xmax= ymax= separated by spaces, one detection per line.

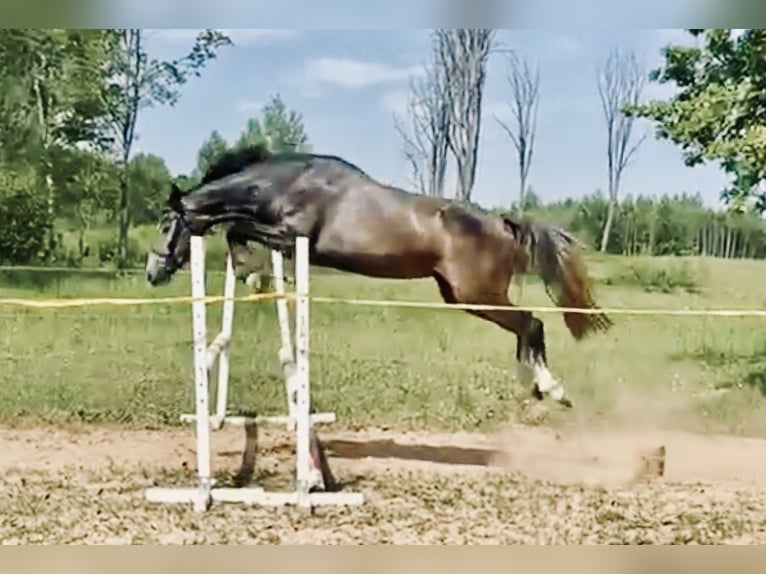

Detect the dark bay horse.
xmin=146 ymin=145 xmax=612 ymax=409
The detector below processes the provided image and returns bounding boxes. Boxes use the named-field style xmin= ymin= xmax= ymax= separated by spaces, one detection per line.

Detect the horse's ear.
xmin=168 ymin=182 xmax=184 ymax=212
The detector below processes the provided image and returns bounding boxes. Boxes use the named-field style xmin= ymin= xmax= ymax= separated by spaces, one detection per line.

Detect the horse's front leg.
xmin=225 ymin=228 xmax=255 ymax=278
xmin=225 ymin=228 xmax=275 ymax=292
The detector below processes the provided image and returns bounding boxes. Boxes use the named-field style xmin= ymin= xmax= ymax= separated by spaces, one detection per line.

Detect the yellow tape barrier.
xmin=308 ymin=297 xmax=766 ymax=317
xmin=0 ymin=291 xmax=765 ymax=317
xmin=0 ymin=292 xmax=282 ymax=309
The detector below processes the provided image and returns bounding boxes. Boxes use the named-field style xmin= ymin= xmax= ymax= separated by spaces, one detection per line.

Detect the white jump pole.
xmin=178 ymin=248 xmax=335 ymax=429
xmin=187 ymin=235 xmax=214 ymax=511
xmin=207 ymin=252 xmax=235 ymax=429
xmin=271 ymin=249 xmax=298 ymax=427
xmin=293 ymin=236 xmax=312 ymax=507
xmin=146 ymin=235 xmax=363 ymax=511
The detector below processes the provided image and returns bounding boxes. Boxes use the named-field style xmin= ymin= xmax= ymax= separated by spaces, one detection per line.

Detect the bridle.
xmin=151 ymin=209 xmax=191 ymax=271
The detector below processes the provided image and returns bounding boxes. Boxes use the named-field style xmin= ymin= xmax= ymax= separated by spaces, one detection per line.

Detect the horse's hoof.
xmin=308 ymin=480 xmax=326 ymax=493
xmin=558 ymin=397 xmax=574 ymax=409
xmin=532 ymin=385 xmax=544 ymax=401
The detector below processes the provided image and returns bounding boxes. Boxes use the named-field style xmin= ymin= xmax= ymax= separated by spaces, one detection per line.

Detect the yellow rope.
xmin=0 ymin=292 xmax=763 ymax=317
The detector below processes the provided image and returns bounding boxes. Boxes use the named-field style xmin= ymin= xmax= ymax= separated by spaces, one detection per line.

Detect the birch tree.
xmin=597 ymin=48 xmax=646 ymax=252
xmin=434 ymin=29 xmax=495 ymax=203
xmin=393 ymin=54 xmax=450 ymax=197
xmin=494 ymin=51 xmax=540 ymax=214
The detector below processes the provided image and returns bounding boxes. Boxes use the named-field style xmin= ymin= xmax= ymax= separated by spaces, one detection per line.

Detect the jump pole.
xmin=145 ymin=235 xmax=364 ymax=511
xmin=177 ymin=245 xmax=335 ymax=430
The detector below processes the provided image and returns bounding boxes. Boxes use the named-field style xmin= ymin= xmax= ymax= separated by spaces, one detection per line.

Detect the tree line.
xmin=1 ymin=29 xmax=765 ymax=269
xmin=509 ymin=189 xmax=766 ymax=259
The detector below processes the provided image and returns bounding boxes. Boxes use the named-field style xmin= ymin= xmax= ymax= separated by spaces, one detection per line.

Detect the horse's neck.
xmin=184 ymin=181 xmax=262 ymax=230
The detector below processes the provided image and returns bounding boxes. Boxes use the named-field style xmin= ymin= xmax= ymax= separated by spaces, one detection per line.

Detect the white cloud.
xmin=151 ymin=28 xmax=298 ymax=46
xmin=302 ymin=57 xmax=424 ymax=90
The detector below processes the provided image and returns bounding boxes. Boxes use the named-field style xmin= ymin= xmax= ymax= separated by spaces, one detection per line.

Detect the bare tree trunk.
xmin=647 ymin=203 xmax=657 ymax=255
xmin=494 ymin=50 xmax=539 ymax=214
xmin=393 ymin=45 xmax=451 ymax=198
xmin=434 ymin=29 xmax=494 ymax=203
xmin=32 ymin=69 xmax=56 ymax=260
xmin=622 ymin=214 xmax=630 ymax=255
xmin=601 ymin=198 xmax=617 ymax=253
xmin=716 ymin=223 xmax=723 ymax=257
xmin=726 ymin=225 xmax=735 ymax=258
xmin=596 ymin=48 xmax=646 ymax=252
xmin=632 ymin=214 xmax=639 ymax=255
xmin=116 ymin=29 xmax=142 ymax=268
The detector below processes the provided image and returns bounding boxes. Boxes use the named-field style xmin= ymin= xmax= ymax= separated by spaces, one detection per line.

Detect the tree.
xmin=596 ymin=48 xmax=646 ymax=252
xmin=626 ymin=29 xmax=766 ymax=212
xmin=127 ymin=153 xmax=172 ymax=225
xmin=0 ymin=29 xmax=114 ymax=259
xmin=393 ymin=48 xmax=450 ymax=197
xmin=55 ymin=149 xmax=119 ymax=260
xmin=234 ymin=94 xmax=310 ymax=153
xmin=100 ymin=29 xmax=231 ymax=267
xmin=0 ymin=165 xmax=50 ymax=265
xmin=494 ymin=51 xmax=540 ymax=214
xmin=434 ymin=29 xmax=495 ymax=202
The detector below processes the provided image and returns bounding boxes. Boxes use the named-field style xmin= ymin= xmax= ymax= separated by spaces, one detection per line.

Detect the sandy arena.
xmin=3 ymin=421 xmax=766 ymax=544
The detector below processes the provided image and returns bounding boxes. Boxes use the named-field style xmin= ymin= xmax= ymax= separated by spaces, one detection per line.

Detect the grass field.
xmin=1 ymin=250 xmax=765 ymax=436
xmin=3 ymin=250 xmax=766 ymax=544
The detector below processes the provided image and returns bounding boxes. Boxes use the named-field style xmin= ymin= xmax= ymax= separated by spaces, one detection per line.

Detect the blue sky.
xmin=136 ymin=28 xmax=731 ymax=210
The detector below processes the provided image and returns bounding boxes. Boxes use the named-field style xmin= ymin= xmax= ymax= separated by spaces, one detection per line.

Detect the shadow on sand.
xmin=324 ymin=438 xmax=501 ymax=467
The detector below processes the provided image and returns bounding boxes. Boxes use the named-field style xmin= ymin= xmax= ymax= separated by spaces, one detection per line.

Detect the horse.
xmin=147 ymin=143 xmax=612 ymax=403
xmin=145 ymin=144 xmax=612 ymax=487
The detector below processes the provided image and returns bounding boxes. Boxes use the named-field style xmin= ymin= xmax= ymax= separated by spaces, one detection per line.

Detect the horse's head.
xmin=145 ymin=183 xmax=192 ymax=286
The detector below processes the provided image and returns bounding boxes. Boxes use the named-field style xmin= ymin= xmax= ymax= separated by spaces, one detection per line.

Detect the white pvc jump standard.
xmin=176 ymin=245 xmax=334 ymax=431
xmin=145 ymin=235 xmax=364 ymax=512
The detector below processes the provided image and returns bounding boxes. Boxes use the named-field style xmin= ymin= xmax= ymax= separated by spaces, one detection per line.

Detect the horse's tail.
xmin=504 ymin=217 xmax=613 ymax=340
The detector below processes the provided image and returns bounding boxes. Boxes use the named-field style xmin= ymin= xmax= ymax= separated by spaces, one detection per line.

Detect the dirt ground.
xmin=3 ymin=421 xmax=766 ymax=544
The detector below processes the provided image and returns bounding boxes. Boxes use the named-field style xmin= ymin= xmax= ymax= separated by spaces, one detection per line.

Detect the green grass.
xmin=1 ymin=249 xmax=766 ymax=436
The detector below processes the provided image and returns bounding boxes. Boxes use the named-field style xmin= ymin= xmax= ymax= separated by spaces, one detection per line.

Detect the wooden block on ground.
xmin=635 ymin=445 xmax=666 ymax=480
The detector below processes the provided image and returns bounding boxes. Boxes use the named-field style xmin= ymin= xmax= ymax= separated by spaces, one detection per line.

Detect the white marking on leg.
xmin=532 ymin=360 xmax=566 ymax=402
xmin=308 ymin=466 xmax=324 ymax=491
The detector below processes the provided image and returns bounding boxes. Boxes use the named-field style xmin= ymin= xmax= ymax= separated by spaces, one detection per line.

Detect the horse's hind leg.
xmin=516 ymin=316 xmax=573 ymax=408
xmin=433 ymin=272 xmax=572 ymax=408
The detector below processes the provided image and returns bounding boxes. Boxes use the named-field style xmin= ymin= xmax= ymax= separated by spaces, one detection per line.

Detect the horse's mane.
xmin=199 ymin=143 xmax=276 ymax=185
xmin=199 ymin=143 xmax=369 ymax=185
